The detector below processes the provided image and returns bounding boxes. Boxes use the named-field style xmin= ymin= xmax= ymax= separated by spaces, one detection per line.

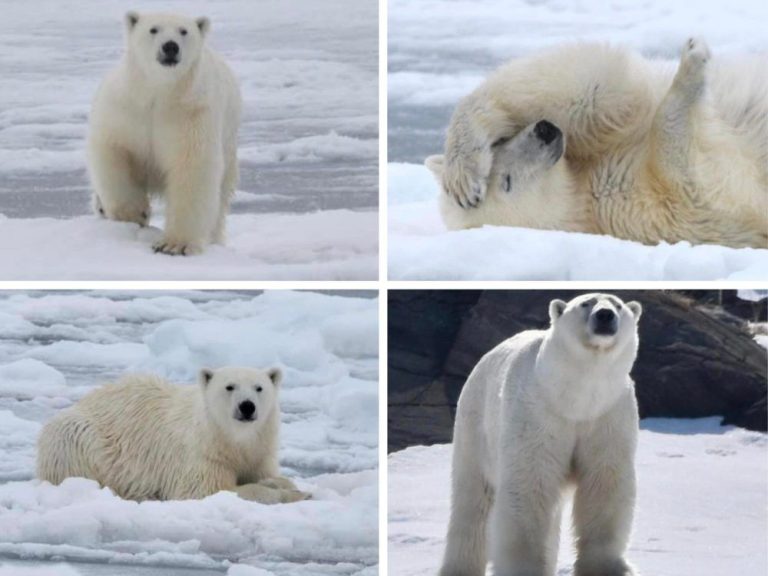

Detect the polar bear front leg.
xmin=153 ymin=127 xmax=222 ymax=256
xmin=442 ymin=91 xmax=512 ymax=210
xmin=89 ymin=142 xmax=150 ymax=226
xmin=649 ymin=37 xmax=711 ymax=187
xmin=572 ymin=408 xmax=637 ymax=576
xmin=489 ymin=459 xmax=564 ymax=576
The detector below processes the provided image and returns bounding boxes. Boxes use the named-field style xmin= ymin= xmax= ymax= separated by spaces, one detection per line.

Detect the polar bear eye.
xmin=580 ymin=301 xmax=590 ymax=308
xmin=180 ymin=28 xmax=187 ymax=36
xmin=225 ymin=384 xmax=235 ymax=392
xmin=256 ymin=386 xmax=263 ymax=393
xmin=150 ymin=27 xmax=158 ymax=35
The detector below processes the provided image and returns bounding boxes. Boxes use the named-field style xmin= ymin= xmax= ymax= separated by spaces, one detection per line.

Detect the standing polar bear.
xmin=88 ymin=11 xmax=242 ymax=255
xmin=440 ymin=293 xmax=642 ymax=576
xmin=37 ymin=367 xmax=310 ymax=504
xmin=427 ymin=39 xmax=767 ymax=249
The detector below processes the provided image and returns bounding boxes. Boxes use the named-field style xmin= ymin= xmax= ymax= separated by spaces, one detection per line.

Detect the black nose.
xmin=239 ymin=400 xmax=255 ymax=419
xmin=595 ymin=308 xmax=616 ymax=324
xmin=534 ymin=120 xmax=560 ymax=145
xmin=162 ymin=41 xmax=179 ymax=56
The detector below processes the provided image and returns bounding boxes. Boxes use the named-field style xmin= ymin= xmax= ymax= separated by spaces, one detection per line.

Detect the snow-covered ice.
xmin=0 ymin=0 xmax=377 ymax=280
xmin=387 ymin=0 xmax=768 ymax=280
xmin=0 ymin=291 xmax=379 ymax=575
xmin=388 ymin=418 xmax=768 ymax=576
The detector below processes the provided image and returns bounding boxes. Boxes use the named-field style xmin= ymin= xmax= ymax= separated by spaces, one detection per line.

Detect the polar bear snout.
xmin=236 ymin=400 xmax=257 ymax=421
xmin=591 ymin=307 xmax=618 ymax=335
xmin=159 ymin=41 xmax=180 ymax=66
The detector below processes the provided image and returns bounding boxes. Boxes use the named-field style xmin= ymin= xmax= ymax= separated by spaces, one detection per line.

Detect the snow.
xmin=387 ymin=0 xmax=768 ymax=281
xmin=0 ymin=210 xmax=378 ymax=280
xmin=0 ymin=0 xmax=377 ymax=280
xmin=388 ymin=418 xmax=768 ymax=576
xmin=0 ymin=291 xmax=378 ymax=575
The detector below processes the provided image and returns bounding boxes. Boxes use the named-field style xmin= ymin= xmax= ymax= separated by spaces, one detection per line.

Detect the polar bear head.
xmin=426 ymin=123 xmax=583 ymax=232
xmin=199 ymin=366 xmax=282 ymax=436
xmin=548 ymin=293 xmax=642 ymax=356
xmin=124 ymin=11 xmax=210 ymax=81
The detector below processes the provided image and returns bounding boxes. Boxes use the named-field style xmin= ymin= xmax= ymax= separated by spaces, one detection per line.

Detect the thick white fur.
xmin=427 ymin=39 xmax=768 ymax=248
xmin=36 ymin=367 xmax=310 ymax=503
xmin=88 ymin=12 xmax=242 ymax=255
xmin=440 ymin=294 xmax=642 ymax=576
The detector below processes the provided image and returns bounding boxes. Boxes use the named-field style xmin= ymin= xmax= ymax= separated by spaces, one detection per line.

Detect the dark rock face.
xmin=388 ymin=290 xmax=767 ymax=452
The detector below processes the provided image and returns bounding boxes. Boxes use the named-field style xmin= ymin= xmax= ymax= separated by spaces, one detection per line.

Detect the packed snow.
xmin=387 ymin=0 xmax=768 ymax=281
xmin=0 ymin=0 xmax=377 ymax=280
xmin=388 ymin=418 xmax=768 ymax=576
xmin=0 ymin=291 xmax=379 ymax=575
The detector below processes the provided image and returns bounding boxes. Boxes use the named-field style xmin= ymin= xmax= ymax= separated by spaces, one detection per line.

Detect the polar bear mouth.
xmin=158 ymin=56 xmax=180 ymax=67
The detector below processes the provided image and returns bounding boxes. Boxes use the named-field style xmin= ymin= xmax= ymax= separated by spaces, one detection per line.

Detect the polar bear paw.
xmin=443 ymin=155 xmax=488 ymax=210
xmin=152 ymin=239 xmax=202 ymax=256
xmin=280 ymin=488 xmax=312 ymax=503
xmin=676 ymin=37 xmax=710 ymax=89
xmin=259 ymin=476 xmax=298 ymax=491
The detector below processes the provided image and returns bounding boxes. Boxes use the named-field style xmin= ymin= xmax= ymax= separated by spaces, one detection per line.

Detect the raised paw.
xmin=676 ymin=37 xmax=710 ymax=89
xmin=152 ymin=239 xmax=202 ymax=256
xmin=443 ymin=160 xmax=487 ymax=210
xmin=280 ymin=489 xmax=312 ymax=504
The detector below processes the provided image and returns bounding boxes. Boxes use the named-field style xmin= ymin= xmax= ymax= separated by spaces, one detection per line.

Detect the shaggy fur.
xmin=88 ymin=12 xmax=242 ymax=255
xmin=440 ymin=294 xmax=641 ymax=576
xmin=427 ymin=39 xmax=767 ymax=248
xmin=36 ymin=367 xmax=309 ymax=503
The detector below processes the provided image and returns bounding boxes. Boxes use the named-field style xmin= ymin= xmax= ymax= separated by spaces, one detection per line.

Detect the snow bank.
xmin=388 ymin=163 xmax=768 ymax=280
xmin=388 ymin=418 xmax=767 ymax=576
xmin=0 ymin=291 xmax=378 ymax=575
xmin=0 ymin=565 xmax=82 ymax=576
xmin=0 ymin=210 xmax=377 ymax=280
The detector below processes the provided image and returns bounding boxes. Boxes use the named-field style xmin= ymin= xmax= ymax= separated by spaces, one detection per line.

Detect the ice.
xmin=388 ymin=0 xmax=768 ymax=280
xmin=388 ymin=418 xmax=768 ymax=576
xmin=388 ymin=165 xmax=768 ymax=281
xmin=0 ymin=291 xmax=378 ymax=575
xmin=0 ymin=0 xmax=377 ymax=280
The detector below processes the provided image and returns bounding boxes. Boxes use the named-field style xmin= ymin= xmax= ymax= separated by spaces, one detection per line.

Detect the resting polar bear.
xmin=427 ymin=39 xmax=768 ymax=249
xmin=440 ymin=293 xmax=641 ymax=576
xmin=88 ymin=11 xmax=242 ymax=255
xmin=37 ymin=367 xmax=309 ymax=503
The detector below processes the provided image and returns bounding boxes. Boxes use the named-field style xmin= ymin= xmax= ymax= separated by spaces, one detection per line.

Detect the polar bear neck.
xmin=534 ymin=329 xmax=636 ymax=421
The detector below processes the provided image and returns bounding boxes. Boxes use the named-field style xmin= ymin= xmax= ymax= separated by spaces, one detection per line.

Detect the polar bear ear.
xmin=425 ymin=155 xmax=445 ymax=181
xmin=199 ymin=368 xmax=214 ymax=387
xmin=267 ymin=367 xmax=283 ymax=387
xmin=626 ymin=301 xmax=642 ymax=320
xmin=196 ymin=17 xmax=211 ymax=36
xmin=125 ymin=11 xmax=140 ymax=31
xmin=548 ymin=299 xmax=567 ymax=322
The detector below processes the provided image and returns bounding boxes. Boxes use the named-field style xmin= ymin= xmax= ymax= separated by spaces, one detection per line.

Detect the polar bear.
xmin=36 ymin=367 xmax=309 ymax=504
xmin=426 ymin=39 xmax=768 ymax=249
xmin=439 ymin=293 xmax=642 ymax=576
xmin=88 ymin=11 xmax=242 ymax=255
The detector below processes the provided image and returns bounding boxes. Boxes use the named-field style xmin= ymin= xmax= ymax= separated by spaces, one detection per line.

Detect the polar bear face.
xmin=426 ymin=123 xmax=580 ymax=232
xmin=124 ymin=11 xmax=210 ymax=81
xmin=200 ymin=366 xmax=282 ymax=435
xmin=549 ymin=293 xmax=642 ymax=353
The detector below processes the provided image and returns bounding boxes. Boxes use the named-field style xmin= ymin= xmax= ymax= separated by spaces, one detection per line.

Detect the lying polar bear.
xmin=440 ymin=293 xmax=642 ymax=576
xmin=37 ymin=367 xmax=310 ymax=503
xmin=427 ymin=39 xmax=767 ymax=249
xmin=88 ymin=11 xmax=242 ymax=255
